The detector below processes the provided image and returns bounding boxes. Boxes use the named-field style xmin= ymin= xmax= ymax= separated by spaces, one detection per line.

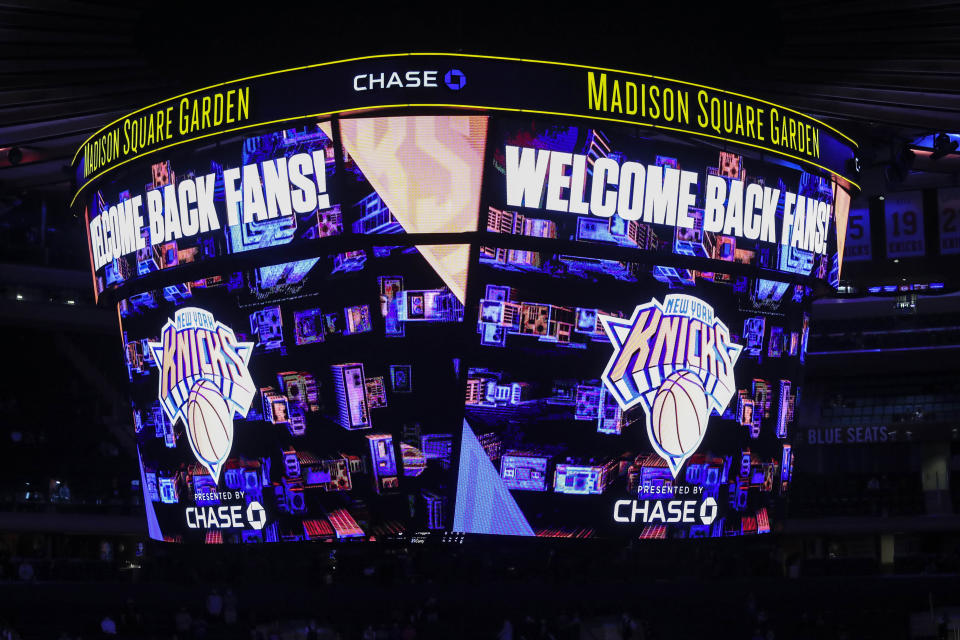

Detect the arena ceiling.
xmin=1 ymin=0 xmax=959 ymax=198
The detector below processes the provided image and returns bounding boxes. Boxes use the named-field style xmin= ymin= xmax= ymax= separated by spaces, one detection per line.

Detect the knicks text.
xmin=157 ymin=310 xmax=252 ymax=415
xmin=600 ymin=295 xmax=740 ymax=411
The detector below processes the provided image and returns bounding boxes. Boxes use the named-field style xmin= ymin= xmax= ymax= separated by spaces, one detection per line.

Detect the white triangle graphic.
xmin=338 ymin=116 xmax=488 ymax=302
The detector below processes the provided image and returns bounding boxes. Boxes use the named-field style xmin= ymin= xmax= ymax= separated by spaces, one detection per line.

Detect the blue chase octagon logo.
xmin=444 ymin=69 xmax=466 ymax=91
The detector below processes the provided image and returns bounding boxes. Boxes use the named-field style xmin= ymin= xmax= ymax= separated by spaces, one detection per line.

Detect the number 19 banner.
xmin=885 ymin=191 xmax=924 ymax=259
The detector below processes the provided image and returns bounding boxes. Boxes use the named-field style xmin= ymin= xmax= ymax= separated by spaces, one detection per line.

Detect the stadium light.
xmin=930 ymin=133 xmax=959 ymax=161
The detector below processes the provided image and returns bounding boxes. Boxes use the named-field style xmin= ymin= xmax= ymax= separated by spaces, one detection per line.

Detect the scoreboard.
xmin=72 ymin=54 xmax=858 ymax=543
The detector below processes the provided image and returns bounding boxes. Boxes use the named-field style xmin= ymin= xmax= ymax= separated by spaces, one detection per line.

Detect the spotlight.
xmin=930 ymin=133 xmax=959 ymax=161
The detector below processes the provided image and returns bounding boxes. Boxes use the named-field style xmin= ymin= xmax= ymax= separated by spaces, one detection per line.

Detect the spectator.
xmin=192 ymin=616 xmax=209 ymax=640
xmin=620 ymin=611 xmax=636 ymax=640
xmin=175 ymin=607 xmax=192 ymax=635
xmin=0 ymin=621 xmax=19 ymax=640
xmin=497 ymin=618 xmax=513 ymax=640
xmin=224 ymin=588 xmax=238 ymax=625
xmin=316 ymin=619 xmax=336 ymax=640
xmin=540 ymin=618 xmax=556 ymax=640
xmin=206 ymin=588 xmax=223 ymax=620
xmin=100 ymin=615 xmax=117 ymax=636
xmin=122 ymin=598 xmax=143 ymax=633
xmin=16 ymin=561 xmax=33 ymax=582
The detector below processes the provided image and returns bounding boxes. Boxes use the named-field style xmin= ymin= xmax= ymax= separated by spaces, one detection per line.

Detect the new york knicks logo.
xmin=148 ymin=308 xmax=255 ymax=484
xmin=599 ymin=294 xmax=742 ymax=477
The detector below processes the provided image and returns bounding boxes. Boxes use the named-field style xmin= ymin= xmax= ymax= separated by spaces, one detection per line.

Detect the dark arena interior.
xmin=3 ymin=2 xmax=960 ymax=639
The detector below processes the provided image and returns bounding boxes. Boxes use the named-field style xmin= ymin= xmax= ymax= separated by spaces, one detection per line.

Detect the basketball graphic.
xmin=149 ymin=307 xmax=256 ymax=484
xmin=599 ymin=294 xmax=743 ymax=477
xmin=651 ymin=370 xmax=710 ymax=457
xmin=185 ymin=379 xmax=234 ymax=480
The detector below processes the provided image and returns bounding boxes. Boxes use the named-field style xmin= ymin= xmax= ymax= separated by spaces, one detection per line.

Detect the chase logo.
xmin=246 ymin=501 xmax=267 ymax=530
xmin=614 ymin=497 xmax=718 ymax=524
xmin=184 ymin=500 xmax=268 ymax=530
xmin=599 ymin=295 xmax=742 ymax=477
xmin=444 ymin=69 xmax=466 ymax=90
xmin=148 ymin=308 xmax=255 ymax=484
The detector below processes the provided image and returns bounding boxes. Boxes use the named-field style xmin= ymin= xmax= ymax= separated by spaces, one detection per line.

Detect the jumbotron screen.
xmin=73 ymin=54 xmax=857 ymax=542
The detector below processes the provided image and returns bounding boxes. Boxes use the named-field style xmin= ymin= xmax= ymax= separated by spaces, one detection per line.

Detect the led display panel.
xmin=121 ymin=246 xmax=467 ymax=542
xmin=458 ymin=256 xmax=807 ymax=538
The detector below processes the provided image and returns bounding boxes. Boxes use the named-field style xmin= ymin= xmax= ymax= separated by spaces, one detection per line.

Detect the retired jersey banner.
xmin=884 ymin=191 xmax=925 ymax=259
xmin=843 ymin=205 xmax=872 ymax=262
xmin=939 ymin=187 xmax=960 ymax=256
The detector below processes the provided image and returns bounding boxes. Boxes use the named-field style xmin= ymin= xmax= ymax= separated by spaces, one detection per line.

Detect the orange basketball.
xmin=652 ymin=370 xmax=709 ymax=457
xmin=186 ymin=379 xmax=234 ymax=468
